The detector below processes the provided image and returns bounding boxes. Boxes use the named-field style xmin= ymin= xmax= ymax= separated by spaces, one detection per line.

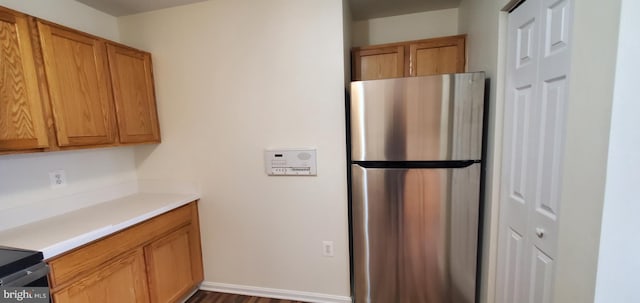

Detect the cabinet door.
xmin=0 ymin=9 xmax=49 ymax=151
xmin=352 ymin=46 xmax=405 ymax=81
xmin=145 ymin=225 xmax=202 ymax=303
xmin=410 ymin=35 xmax=465 ymax=76
xmin=37 ymin=21 xmax=116 ymax=147
xmin=106 ymin=44 xmax=160 ymax=143
xmin=53 ymin=250 xmax=150 ymax=303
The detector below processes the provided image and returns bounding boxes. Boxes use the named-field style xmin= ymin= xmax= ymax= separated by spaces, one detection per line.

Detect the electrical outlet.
xmin=322 ymin=241 xmax=334 ymax=257
xmin=49 ymin=170 xmax=67 ymax=188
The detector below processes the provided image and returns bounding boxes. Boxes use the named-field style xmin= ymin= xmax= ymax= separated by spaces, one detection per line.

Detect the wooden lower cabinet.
xmin=48 ymin=202 xmax=203 ymax=303
xmin=52 ymin=250 xmax=150 ymax=303
xmin=145 ymin=226 xmax=197 ymax=303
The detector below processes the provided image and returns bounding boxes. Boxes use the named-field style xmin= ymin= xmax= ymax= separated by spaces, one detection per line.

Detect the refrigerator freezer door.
xmin=351 ymin=163 xmax=480 ymax=303
xmin=350 ymin=73 xmax=485 ymax=161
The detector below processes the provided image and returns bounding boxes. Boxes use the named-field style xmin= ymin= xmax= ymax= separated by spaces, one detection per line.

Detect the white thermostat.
xmin=264 ymin=149 xmax=317 ymax=176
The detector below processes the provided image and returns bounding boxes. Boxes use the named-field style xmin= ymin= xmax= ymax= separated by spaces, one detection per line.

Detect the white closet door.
xmin=497 ymin=0 xmax=573 ymax=302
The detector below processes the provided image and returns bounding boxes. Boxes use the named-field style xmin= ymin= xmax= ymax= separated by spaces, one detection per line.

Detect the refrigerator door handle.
xmin=353 ymin=160 xmax=479 ymax=169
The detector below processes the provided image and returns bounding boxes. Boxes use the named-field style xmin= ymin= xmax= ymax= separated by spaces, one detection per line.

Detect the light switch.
xmin=264 ymin=149 xmax=317 ymax=176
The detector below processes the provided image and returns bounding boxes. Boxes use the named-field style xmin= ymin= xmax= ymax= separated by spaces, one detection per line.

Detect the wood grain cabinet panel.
xmin=145 ymin=226 xmax=199 ymax=303
xmin=47 ymin=204 xmax=193 ymax=287
xmin=0 ymin=5 xmax=163 ymax=155
xmin=352 ymin=46 xmax=405 ymax=81
xmin=106 ymin=44 xmax=160 ymax=144
xmin=410 ymin=35 xmax=465 ymax=76
xmin=0 ymin=8 xmax=49 ymax=151
xmin=48 ymin=202 xmax=203 ymax=303
xmin=53 ymin=250 xmax=150 ymax=303
xmin=37 ymin=21 xmax=116 ymax=147
xmin=351 ymin=35 xmax=466 ymax=81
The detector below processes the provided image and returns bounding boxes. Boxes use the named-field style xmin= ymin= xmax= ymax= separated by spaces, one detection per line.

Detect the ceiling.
xmin=75 ymin=0 xmax=209 ymax=17
xmin=349 ymin=0 xmax=460 ymax=20
xmin=75 ymin=0 xmax=461 ymax=19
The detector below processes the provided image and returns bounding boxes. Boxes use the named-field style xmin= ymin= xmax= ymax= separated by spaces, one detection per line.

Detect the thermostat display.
xmin=264 ymin=149 xmax=317 ymax=176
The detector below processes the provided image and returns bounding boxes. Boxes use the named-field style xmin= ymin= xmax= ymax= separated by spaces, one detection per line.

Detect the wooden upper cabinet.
xmin=410 ymin=35 xmax=466 ymax=76
xmin=351 ymin=35 xmax=466 ymax=81
xmin=37 ymin=21 xmax=117 ymax=147
xmin=0 ymin=8 xmax=49 ymax=151
xmin=352 ymin=45 xmax=405 ymax=81
xmin=0 ymin=5 xmax=163 ymax=155
xmin=106 ymin=44 xmax=160 ymax=144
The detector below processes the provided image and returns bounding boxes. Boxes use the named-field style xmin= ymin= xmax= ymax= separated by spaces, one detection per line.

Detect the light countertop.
xmin=0 ymin=192 xmax=200 ymax=259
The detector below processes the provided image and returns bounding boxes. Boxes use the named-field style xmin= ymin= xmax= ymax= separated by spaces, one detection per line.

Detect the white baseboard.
xmin=199 ymin=281 xmax=352 ymax=303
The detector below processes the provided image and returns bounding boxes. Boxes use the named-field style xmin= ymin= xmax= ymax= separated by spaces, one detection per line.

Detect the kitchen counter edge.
xmin=0 ymin=192 xmax=201 ymax=259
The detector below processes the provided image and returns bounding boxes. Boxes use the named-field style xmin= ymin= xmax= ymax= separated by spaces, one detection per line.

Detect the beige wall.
xmin=457 ymin=0 xmax=508 ymax=302
xmin=351 ymin=8 xmax=459 ymax=47
xmin=0 ymin=0 xmax=119 ymax=40
xmin=118 ymin=0 xmax=350 ymax=298
xmin=594 ymin=0 xmax=640 ymax=300
xmin=555 ymin=0 xmax=621 ymax=302
xmin=343 ymin=0 xmax=352 ymax=85
xmin=0 ymin=1 xmax=136 ymax=212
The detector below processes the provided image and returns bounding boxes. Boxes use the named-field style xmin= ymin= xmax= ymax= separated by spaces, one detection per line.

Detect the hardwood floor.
xmin=186 ymin=290 xmax=309 ymax=303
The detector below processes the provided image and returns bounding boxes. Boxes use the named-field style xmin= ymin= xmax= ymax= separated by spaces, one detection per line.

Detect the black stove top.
xmin=0 ymin=246 xmax=44 ymax=278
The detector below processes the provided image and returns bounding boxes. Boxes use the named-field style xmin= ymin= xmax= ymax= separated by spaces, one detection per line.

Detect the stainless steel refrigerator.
xmin=349 ymin=72 xmax=485 ymax=303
